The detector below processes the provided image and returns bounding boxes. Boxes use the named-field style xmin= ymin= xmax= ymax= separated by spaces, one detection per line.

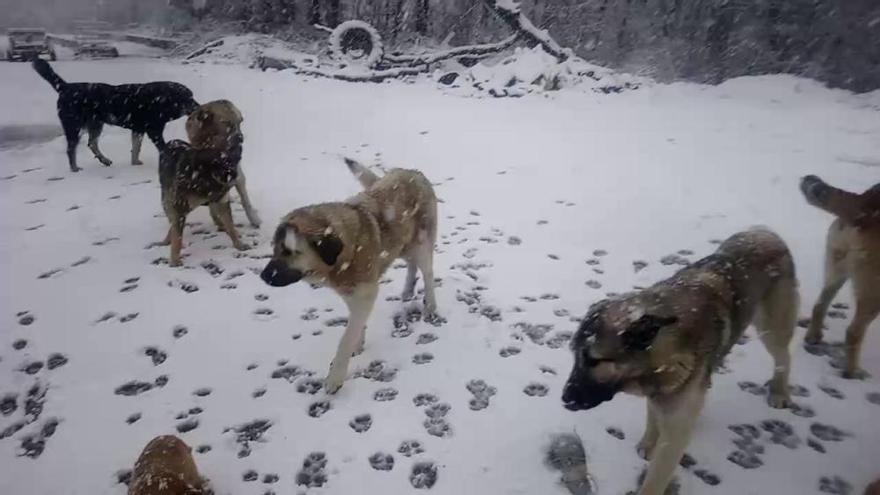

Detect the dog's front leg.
xmin=209 ymin=200 xmax=247 ymax=251
xmin=637 ymin=384 xmax=706 ymax=495
xmin=325 ymin=285 xmax=378 ymax=394
xmin=413 ymin=240 xmax=437 ymax=316
xmin=87 ymin=124 xmax=112 ymax=166
xmin=402 ymin=261 xmax=418 ymax=301
xmin=636 ymin=401 xmax=659 ymax=460
xmin=131 ymin=132 xmax=144 ymax=165
xmin=235 ymin=165 xmax=261 ymax=228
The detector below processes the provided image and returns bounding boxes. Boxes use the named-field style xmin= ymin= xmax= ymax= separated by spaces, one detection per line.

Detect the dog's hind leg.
xmin=86 ymin=123 xmax=112 ymax=166
xmin=167 ymin=213 xmax=186 ymax=267
xmin=756 ymin=276 xmax=798 ymax=408
xmin=131 ymin=132 xmax=144 ymax=165
xmin=235 ymin=165 xmax=261 ymax=228
xmin=326 ymin=285 xmax=378 ymax=394
xmin=209 ymin=200 xmax=246 ymax=251
xmin=637 ymin=384 xmax=706 ymax=495
xmin=62 ymin=121 xmax=81 ymax=172
xmin=806 ymin=221 xmax=849 ymax=344
xmin=146 ymin=124 xmax=166 ymax=152
xmin=843 ymin=298 xmax=880 ymax=379
xmin=842 ymin=257 xmax=880 ymax=378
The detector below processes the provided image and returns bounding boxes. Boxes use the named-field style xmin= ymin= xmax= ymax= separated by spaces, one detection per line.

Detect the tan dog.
xmin=128 ymin=435 xmax=205 ymax=495
xmin=562 ymin=228 xmax=799 ymax=495
xmin=260 ymin=158 xmax=438 ymax=394
xmin=866 ymin=478 xmax=880 ymax=495
xmin=185 ymin=99 xmax=261 ymax=229
xmin=159 ymin=100 xmax=250 ymax=266
xmin=801 ymin=175 xmax=880 ymax=378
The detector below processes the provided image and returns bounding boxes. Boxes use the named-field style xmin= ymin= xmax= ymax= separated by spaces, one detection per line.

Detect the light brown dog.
xmin=562 ymin=228 xmax=799 ymax=495
xmin=866 ymin=478 xmax=880 ymax=495
xmin=185 ymin=99 xmax=261 ymax=229
xmin=801 ymin=175 xmax=880 ymax=378
xmin=128 ymin=435 xmax=204 ymax=495
xmin=260 ymin=158 xmax=438 ymax=394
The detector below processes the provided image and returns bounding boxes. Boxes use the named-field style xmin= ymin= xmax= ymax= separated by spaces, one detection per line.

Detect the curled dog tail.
xmin=344 ymin=157 xmax=380 ymax=189
xmin=32 ymin=59 xmax=66 ymax=92
xmin=800 ymin=175 xmax=880 ymax=227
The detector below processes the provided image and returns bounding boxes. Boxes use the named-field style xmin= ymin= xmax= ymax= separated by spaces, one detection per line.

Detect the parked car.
xmin=74 ymin=38 xmax=119 ymax=58
xmin=6 ymin=28 xmax=56 ymax=61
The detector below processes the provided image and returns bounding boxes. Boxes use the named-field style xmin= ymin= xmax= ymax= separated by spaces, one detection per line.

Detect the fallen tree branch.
xmin=481 ymin=0 xmax=571 ymax=62
xmin=185 ymin=38 xmax=224 ymax=60
xmin=384 ymin=33 xmax=519 ymax=66
xmin=256 ymin=56 xmax=424 ymax=82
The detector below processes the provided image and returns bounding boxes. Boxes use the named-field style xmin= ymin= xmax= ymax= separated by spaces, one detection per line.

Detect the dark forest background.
xmin=3 ymin=0 xmax=879 ymax=91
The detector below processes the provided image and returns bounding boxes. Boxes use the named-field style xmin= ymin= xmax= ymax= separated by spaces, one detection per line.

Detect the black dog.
xmin=32 ymin=59 xmax=198 ymax=172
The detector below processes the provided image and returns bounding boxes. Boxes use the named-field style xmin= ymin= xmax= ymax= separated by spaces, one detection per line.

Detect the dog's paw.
xmin=401 ymin=289 xmax=415 ymax=301
xmin=324 ymin=371 xmax=346 ymax=395
xmin=803 ymin=326 xmax=824 ymax=345
xmin=233 ymin=242 xmax=250 ymax=252
xmin=70 ymin=166 xmax=82 ymax=173
xmin=131 ymin=159 xmax=144 ymax=166
xmin=636 ymin=439 xmax=656 ymax=460
xmin=99 ymin=158 xmax=113 ymax=166
xmin=423 ymin=298 xmax=438 ymax=317
xmin=766 ymin=393 xmax=792 ymax=409
xmin=247 ymin=214 xmax=262 ymax=229
xmin=169 ymin=258 xmax=183 ymax=268
xmin=841 ymin=368 xmax=869 ymax=380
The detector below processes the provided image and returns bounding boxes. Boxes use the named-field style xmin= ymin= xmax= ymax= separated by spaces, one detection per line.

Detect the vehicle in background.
xmin=72 ymin=20 xmax=119 ymax=58
xmin=74 ymin=35 xmax=119 ymax=58
xmin=6 ymin=28 xmax=56 ymax=61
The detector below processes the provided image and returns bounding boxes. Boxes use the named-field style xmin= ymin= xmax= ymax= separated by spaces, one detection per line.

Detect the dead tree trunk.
xmin=415 ymin=0 xmax=430 ymax=36
xmin=390 ymin=0 xmax=406 ymax=43
xmin=309 ymin=0 xmax=321 ymax=24
xmin=326 ymin=0 xmax=341 ymax=27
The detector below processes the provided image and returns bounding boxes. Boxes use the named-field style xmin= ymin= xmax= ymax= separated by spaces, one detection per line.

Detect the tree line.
xmin=194 ymin=0 xmax=879 ymax=92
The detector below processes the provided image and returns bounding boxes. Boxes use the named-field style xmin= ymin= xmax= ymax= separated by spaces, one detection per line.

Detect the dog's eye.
xmin=281 ymin=247 xmax=292 ymax=257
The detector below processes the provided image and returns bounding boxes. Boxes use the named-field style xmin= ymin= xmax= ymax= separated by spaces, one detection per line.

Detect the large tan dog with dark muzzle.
xmin=801 ymin=175 xmax=880 ymax=379
xmin=128 ymin=435 xmax=205 ymax=495
xmin=260 ymin=158 xmax=438 ymax=394
xmin=562 ymin=228 xmax=799 ymax=495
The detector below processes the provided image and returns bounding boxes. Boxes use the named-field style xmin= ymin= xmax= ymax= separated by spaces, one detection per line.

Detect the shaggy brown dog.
xmin=128 ymin=435 xmax=205 ymax=495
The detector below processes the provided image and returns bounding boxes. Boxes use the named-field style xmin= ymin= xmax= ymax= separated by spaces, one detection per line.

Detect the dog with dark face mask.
xmin=261 ymin=158 xmax=438 ymax=394
xmin=562 ymin=227 xmax=799 ymax=495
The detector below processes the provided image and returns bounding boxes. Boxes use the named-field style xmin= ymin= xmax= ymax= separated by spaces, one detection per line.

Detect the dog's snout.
xmin=561 ymin=383 xmax=583 ymax=411
xmin=260 ymin=259 xmax=302 ymax=287
xmin=562 ymin=367 xmax=620 ymax=412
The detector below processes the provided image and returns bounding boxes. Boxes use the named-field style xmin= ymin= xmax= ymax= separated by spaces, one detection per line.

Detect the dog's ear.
xmin=621 ymin=314 xmax=678 ymax=351
xmin=309 ymin=235 xmax=344 ymax=266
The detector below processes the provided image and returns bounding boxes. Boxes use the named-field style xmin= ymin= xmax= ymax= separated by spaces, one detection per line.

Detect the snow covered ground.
xmin=0 ymin=56 xmax=878 ymax=495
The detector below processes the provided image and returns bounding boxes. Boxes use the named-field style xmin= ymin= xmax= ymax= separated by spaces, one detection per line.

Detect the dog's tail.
xmin=344 ymin=158 xmax=380 ymax=189
xmin=32 ymin=59 xmax=66 ymax=92
xmin=800 ymin=175 xmax=880 ymax=226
